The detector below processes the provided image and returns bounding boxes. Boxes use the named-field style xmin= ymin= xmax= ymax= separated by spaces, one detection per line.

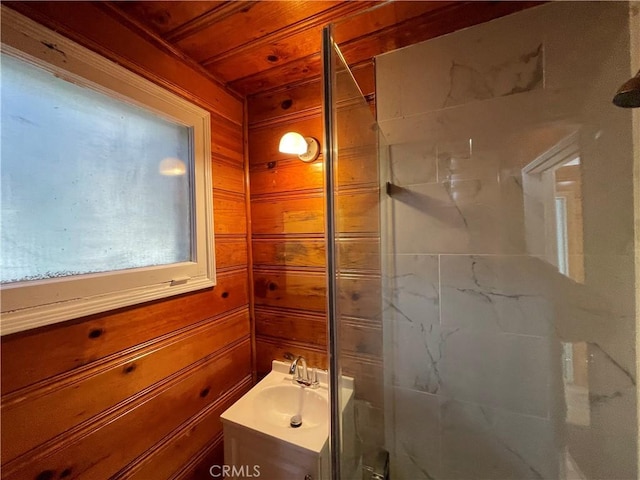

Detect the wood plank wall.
xmin=247 ymin=50 xmax=384 ymax=422
xmin=248 ymin=86 xmax=327 ymax=374
xmin=0 ymin=3 xmax=251 ymax=479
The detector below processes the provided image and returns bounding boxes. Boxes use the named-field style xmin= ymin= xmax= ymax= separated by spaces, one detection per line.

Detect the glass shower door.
xmin=322 ymin=26 xmax=388 ymax=480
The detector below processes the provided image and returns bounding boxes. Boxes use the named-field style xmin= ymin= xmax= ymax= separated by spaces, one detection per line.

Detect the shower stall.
xmin=323 ymin=2 xmax=639 ymax=479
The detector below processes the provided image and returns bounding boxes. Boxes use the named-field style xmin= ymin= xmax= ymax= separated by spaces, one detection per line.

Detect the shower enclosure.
xmin=323 ymin=2 xmax=639 ymax=479
xmin=323 ymin=25 xmax=388 ymax=480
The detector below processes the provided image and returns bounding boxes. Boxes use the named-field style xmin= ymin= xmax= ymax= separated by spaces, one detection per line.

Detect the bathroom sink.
xmin=253 ymin=384 xmax=327 ymax=429
xmin=221 ymin=360 xmax=354 ymax=454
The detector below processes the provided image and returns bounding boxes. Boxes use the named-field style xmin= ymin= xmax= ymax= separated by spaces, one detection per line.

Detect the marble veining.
xmin=440 ymin=398 xmax=555 ymax=479
xmin=376 ymin=2 xmax=636 ymax=478
xmin=592 ymin=342 xmax=636 ymax=387
xmin=391 ymin=178 xmax=527 ymax=255
xmin=443 ymin=44 xmax=543 ymax=108
xmin=440 ymin=255 xmax=553 ymax=337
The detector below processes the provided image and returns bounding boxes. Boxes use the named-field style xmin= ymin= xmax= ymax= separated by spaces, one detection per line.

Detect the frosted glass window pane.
xmin=1 ymin=53 xmax=192 ymax=284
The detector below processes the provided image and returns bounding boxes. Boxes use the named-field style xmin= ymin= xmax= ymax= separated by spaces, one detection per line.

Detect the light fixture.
xmin=159 ymin=157 xmax=187 ymax=176
xmin=278 ymin=132 xmax=320 ymax=162
xmin=613 ymin=69 xmax=640 ymax=108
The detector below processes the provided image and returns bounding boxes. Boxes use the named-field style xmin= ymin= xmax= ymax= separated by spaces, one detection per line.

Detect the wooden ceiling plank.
xmin=39 ymin=0 xmax=545 ymax=99
xmin=228 ymin=53 xmax=323 ymax=97
xmin=222 ymin=1 xmax=454 ymax=93
xmin=248 ymin=78 xmax=322 ymax=127
xmin=114 ymin=1 xmax=224 ymax=37
xmin=332 ymin=1 xmax=456 ymax=45
xmin=175 ymin=1 xmax=344 ymax=65
xmin=206 ymin=22 xmax=324 ymax=82
xmin=199 ymin=1 xmax=381 ymax=68
xmin=100 ymin=2 xmax=243 ymax=101
xmin=163 ymin=1 xmax=256 ymax=43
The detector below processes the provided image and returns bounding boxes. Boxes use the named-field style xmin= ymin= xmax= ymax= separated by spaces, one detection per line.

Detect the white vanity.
xmin=220 ymin=360 xmax=355 ymax=480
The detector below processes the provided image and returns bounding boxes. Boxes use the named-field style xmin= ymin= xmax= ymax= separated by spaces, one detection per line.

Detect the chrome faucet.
xmin=284 ymin=353 xmax=319 ymax=388
xmin=289 ymin=355 xmax=307 ymax=378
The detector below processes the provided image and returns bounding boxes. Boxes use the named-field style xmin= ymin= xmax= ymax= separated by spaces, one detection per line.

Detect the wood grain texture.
xmin=247 ymin=70 xmax=329 ymax=383
xmin=202 ymin=2 xmax=381 ymax=82
xmin=341 ymin=318 xmax=383 ymax=359
xmin=1 ymin=270 xmax=249 ymax=394
xmin=253 ymin=269 xmax=326 ymax=313
xmin=335 ymin=106 xmax=379 ymax=153
xmin=242 ymin=3 xmax=382 ymax=405
xmin=215 ymin=0 xmax=435 ymax=83
xmin=337 ymin=146 xmax=380 ymax=188
xmin=114 ymin=1 xmax=226 ymax=37
xmin=212 ymin=113 xmax=245 ymax=163
xmin=0 ymin=5 xmax=250 ymax=479
xmin=255 ymin=307 xmax=327 ymax=347
xmin=337 ymin=190 xmax=381 ymax=235
xmin=213 ymin=191 xmax=248 ymax=235
xmin=231 ymin=2 xmax=541 ymax=96
xmin=341 ymin=354 xmax=384 ymax=407
xmin=332 ymin=1 xmax=453 ymax=46
xmin=256 ymin=338 xmax=327 ymax=375
xmin=206 ymin=19 xmax=323 ymax=82
xmin=164 ymin=2 xmax=250 ymax=43
xmin=3 ymin=341 xmax=251 ymax=480
xmin=248 ymin=79 xmax=322 ymax=126
xmin=243 ymin=99 xmax=258 ymax=384
xmin=212 ymin=158 xmax=245 ymax=194
xmin=250 ymin=157 xmax=324 ymax=197
xmin=248 ymin=71 xmax=329 ymax=385
xmin=215 ymin=237 xmax=249 ymax=271
xmin=337 ymin=275 xmax=382 ymax=320
xmin=176 ymin=1 xmax=340 ymax=64
xmin=2 ymin=311 xmax=250 ymax=464
xmin=114 ymin=381 xmax=249 ymax=479
xmin=251 ymin=195 xmax=325 ymax=236
xmin=175 ymin=436 xmax=226 ymax=480
xmin=232 ymin=52 xmax=324 ymax=97
xmin=108 ymin=0 xmax=543 ymax=97
xmin=252 ymin=238 xmax=326 ymax=269
xmin=247 ymin=62 xmax=374 ymax=127
xmin=338 ymin=238 xmax=381 ymax=273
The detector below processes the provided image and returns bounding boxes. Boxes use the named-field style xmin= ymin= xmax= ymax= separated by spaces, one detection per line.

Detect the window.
xmin=1 ymin=8 xmax=215 ymax=335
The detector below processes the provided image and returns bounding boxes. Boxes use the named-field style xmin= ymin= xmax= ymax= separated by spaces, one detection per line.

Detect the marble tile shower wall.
xmin=376 ymin=3 xmax=637 ymax=480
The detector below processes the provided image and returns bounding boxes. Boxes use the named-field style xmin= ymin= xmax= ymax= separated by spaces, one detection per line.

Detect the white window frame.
xmin=0 ymin=7 xmax=216 ymax=335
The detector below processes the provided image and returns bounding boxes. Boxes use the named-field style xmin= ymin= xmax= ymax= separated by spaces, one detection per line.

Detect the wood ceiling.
xmin=108 ymin=1 xmax=543 ymax=98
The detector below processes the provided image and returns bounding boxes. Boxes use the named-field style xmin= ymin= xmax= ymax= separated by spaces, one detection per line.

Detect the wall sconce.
xmin=278 ymin=132 xmax=320 ymax=162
